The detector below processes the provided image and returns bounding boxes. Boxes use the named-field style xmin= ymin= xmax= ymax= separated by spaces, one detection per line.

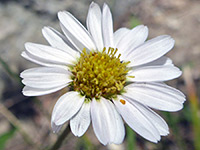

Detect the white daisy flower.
xmin=20 ymin=2 xmax=186 ymax=145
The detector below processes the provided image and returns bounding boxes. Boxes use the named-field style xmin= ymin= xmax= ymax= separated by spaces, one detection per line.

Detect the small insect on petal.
xmin=120 ymin=99 xmax=126 ymax=105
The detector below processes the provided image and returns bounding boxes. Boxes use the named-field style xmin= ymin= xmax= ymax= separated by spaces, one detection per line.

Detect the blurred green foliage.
xmin=129 ymin=16 xmax=141 ymax=28
xmin=76 ymin=135 xmax=95 ymax=150
xmin=0 ymin=127 xmax=16 ymax=150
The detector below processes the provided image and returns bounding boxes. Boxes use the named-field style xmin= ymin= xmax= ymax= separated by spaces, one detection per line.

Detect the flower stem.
xmin=49 ymin=125 xmax=71 ymax=150
xmin=126 ymin=125 xmax=136 ymax=150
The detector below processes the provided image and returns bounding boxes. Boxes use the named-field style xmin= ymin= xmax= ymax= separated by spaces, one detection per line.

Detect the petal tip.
xmin=57 ymin=11 xmax=66 ymax=19
xmin=24 ymin=42 xmax=34 ymax=50
xmin=144 ymin=26 xmax=148 ymax=32
xmin=42 ymin=26 xmax=48 ymax=31
xmin=103 ymin=2 xmax=109 ymax=9
xmin=90 ymin=1 xmax=96 ymax=7
xmin=20 ymin=72 xmax=24 ymax=78
xmin=176 ymin=68 xmax=182 ymax=78
xmin=24 ymin=42 xmax=30 ymax=48
xmin=21 ymin=51 xmax=26 ymax=57
xmin=22 ymin=89 xmax=30 ymax=97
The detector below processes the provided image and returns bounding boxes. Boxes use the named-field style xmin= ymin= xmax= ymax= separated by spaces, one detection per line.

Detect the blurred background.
xmin=0 ymin=0 xmax=200 ymax=149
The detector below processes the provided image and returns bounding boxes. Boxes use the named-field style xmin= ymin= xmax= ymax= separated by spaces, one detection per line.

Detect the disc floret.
xmin=71 ymin=47 xmax=129 ymax=99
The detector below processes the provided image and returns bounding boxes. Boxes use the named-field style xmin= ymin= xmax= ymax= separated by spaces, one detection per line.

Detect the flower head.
xmin=21 ymin=2 xmax=185 ymax=145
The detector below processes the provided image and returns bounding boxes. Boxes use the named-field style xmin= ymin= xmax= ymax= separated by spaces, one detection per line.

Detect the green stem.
xmin=126 ymin=125 xmax=136 ymax=150
xmin=49 ymin=125 xmax=70 ymax=150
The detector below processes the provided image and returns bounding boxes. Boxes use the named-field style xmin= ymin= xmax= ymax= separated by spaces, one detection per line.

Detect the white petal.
xmin=127 ymin=35 xmax=175 ymax=67
xmin=20 ymin=67 xmax=71 ymax=78
xmin=102 ymin=3 xmax=114 ymax=48
xmin=157 ymin=82 xmax=186 ymax=100
xmin=116 ymin=25 xmax=148 ymax=58
xmin=124 ymin=82 xmax=185 ymax=111
xmin=136 ymin=56 xmax=173 ymax=68
xmin=25 ymin=43 xmax=78 ymax=66
xmin=86 ymin=2 xmax=104 ymax=51
xmin=21 ymin=67 xmax=72 ymax=89
xmin=22 ymin=85 xmax=67 ymax=96
xmin=91 ymin=97 xmax=125 ymax=145
xmin=114 ymin=27 xmax=130 ymax=47
xmin=113 ymin=96 xmax=160 ymax=143
xmin=51 ymin=91 xmax=85 ymax=125
xmin=42 ymin=26 xmax=77 ymax=52
xmin=21 ymin=51 xmax=69 ymax=69
xmin=131 ymin=56 xmax=174 ymax=72
xmin=58 ymin=11 xmax=96 ymax=51
xmin=60 ymin=23 xmax=84 ymax=53
xmin=51 ymin=122 xmax=63 ymax=133
xmin=128 ymin=66 xmax=182 ymax=82
xmin=70 ymin=101 xmax=91 ymax=137
xmin=127 ymin=100 xmax=169 ymax=136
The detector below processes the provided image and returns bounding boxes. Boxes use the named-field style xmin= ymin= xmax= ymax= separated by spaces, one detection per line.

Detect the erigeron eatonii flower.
xmin=20 ymin=2 xmax=185 ymax=145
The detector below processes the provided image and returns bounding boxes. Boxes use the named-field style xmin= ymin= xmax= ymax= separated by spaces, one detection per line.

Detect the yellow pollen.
xmin=71 ymin=47 xmax=130 ymax=99
xmin=120 ymin=99 xmax=126 ymax=105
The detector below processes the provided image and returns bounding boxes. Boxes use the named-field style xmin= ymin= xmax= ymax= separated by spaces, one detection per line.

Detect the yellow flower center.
xmin=71 ymin=47 xmax=130 ymax=99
